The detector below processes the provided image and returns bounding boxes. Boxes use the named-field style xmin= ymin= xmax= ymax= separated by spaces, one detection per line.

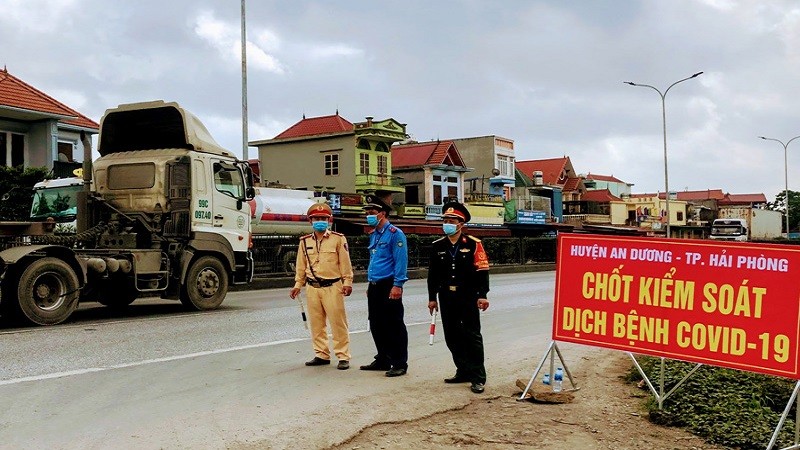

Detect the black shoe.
xmin=470 ymin=382 xmax=485 ymax=393
xmin=444 ymin=375 xmax=470 ymax=384
xmin=305 ymin=357 xmax=331 ymax=366
xmin=385 ymin=367 xmax=407 ymax=377
xmin=360 ymin=360 xmax=391 ymax=371
xmin=337 ymin=360 xmax=350 ymax=370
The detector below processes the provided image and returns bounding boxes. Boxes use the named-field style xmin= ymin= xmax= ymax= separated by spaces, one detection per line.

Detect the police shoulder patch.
xmin=397 ymin=241 xmax=404 ymax=247
xmin=389 ymin=226 xmax=397 ymax=233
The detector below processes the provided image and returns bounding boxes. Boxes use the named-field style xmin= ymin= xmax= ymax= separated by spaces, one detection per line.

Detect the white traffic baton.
xmin=429 ymin=310 xmax=437 ymax=345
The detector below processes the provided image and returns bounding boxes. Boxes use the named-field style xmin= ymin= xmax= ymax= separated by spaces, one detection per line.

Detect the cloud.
xmin=194 ymin=10 xmax=284 ymax=74
xmin=0 ymin=0 xmax=78 ymax=33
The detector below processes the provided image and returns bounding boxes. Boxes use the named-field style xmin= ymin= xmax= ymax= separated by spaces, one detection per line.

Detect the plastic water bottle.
xmin=553 ymin=367 xmax=564 ymax=392
xmin=542 ymin=373 xmax=550 ymax=385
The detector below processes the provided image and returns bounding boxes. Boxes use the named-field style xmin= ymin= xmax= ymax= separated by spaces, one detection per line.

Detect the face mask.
xmin=366 ymin=214 xmax=379 ymax=227
xmin=443 ymin=223 xmax=459 ymax=236
xmin=312 ymin=221 xmax=328 ymax=232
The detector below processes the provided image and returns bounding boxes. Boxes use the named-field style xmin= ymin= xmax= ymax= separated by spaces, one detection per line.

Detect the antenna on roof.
xmin=302 ymin=113 xmax=306 ymax=119
xmin=335 ymin=107 xmax=339 ymax=115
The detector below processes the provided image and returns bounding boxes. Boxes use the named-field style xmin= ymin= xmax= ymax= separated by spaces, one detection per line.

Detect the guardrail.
xmin=251 ymin=235 xmax=557 ymax=277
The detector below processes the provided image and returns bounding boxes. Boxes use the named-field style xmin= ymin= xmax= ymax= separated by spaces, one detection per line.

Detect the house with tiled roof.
xmin=516 ymin=157 xmax=585 ymax=201
xmin=391 ymin=140 xmax=470 ymax=218
xmin=718 ymin=192 xmax=768 ymax=207
xmin=250 ymin=114 xmax=408 ymax=208
xmin=583 ymin=173 xmax=633 ymax=197
xmin=0 ymin=68 xmax=98 ymax=175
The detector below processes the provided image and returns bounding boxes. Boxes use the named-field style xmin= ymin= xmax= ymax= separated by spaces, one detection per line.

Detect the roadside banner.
xmin=553 ymin=234 xmax=800 ymax=378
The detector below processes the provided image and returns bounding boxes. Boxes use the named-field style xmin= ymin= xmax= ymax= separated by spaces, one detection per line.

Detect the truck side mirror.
xmin=245 ymin=186 xmax=255 ymax=200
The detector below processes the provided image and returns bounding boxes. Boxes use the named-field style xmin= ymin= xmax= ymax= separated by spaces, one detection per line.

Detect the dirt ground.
xmin=329 ymin=349 xmax=726 ymax=450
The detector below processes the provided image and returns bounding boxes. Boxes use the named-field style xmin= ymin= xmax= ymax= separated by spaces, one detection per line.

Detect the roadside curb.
xmin=232 ymin=263 xmax=556 ymax=291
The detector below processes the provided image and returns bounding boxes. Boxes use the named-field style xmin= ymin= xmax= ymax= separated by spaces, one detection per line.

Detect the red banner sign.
xmin=553 ymin=234 xmax=800 ymax=378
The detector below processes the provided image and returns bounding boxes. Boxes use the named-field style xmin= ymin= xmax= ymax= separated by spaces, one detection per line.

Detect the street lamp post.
xmin=241 ymin=0 xmax=249 ymax=161
xmin=625 ymin=72 xmax=703 ymax=238
xmin=758 ymin=135 xmax=799 ymax=236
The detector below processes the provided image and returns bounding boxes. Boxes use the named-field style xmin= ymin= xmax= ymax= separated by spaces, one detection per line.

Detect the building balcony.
xmin=355 ymin=173 xmax=404 ymax=193
xmin=562 ymin=214 xmax=611 ymax=225
xmin=464 ymin=192 xmax=504 ymax=204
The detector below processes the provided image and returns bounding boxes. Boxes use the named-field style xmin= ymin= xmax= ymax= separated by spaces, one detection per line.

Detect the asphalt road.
xmin=0 ymin=271 xmax=557 ymax=449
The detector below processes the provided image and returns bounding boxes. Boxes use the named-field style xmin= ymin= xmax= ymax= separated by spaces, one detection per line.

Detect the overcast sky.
xmin=2 ymin=0 xmax=799 ymax=199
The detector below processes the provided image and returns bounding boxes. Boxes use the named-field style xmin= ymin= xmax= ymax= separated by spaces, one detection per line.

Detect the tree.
xmin=0 ymin=166 xmax=50 ymax=221
xmin=767 ymin=190 xmax=800 ymax=233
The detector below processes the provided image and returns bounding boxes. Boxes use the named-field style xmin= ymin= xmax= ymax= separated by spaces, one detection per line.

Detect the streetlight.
xmin=241 ymin=0 xmax=249 ymax=161
xmin=625 ymin=72 xmax=703 ymax=238
xmin=758 ymin=135 xmax=799 ymax=236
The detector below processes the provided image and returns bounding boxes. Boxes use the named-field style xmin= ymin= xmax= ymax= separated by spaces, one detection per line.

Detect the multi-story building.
xmin=583 ymin=173 xmax=633 ymax=198
xmin=391 ymin=140 xmax=470 ymax=219
xmin=449 ymin=135 xmax=516 ymax=201
xmin=250 ymin=114 xmax=408 ymax=212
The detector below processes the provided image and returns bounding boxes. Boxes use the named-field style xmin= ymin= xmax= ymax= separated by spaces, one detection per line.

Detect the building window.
xmin=359 ymin=153 xmax=369 ymax=175
xmin=677 ymin=211 xmax=684 ymax=221
xmin=433 ymin=185 xmax=442 ymax=205
xmin=431 ymin=170 xmax=460 ymax=205
xmin=447 ymin=186 xmax=458 ymax=201
xmin=57 ymin=141 xmax=74 ymax=162
xmin=377 ymin=155 xmax=387 ymax=174
xmin=405 ymin=185 xmax=419 ymax=204
xmin=497 ymin=155 xmax=508 ymax=177
xmin=1 ymin=132 xmax=26 ymax=167
xmin=325 ymin=153 xmax=339 ymax=176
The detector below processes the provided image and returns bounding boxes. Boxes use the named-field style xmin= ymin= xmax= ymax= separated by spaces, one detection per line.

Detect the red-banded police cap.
xmin=441 ymin=201 xmax=471 ymax=223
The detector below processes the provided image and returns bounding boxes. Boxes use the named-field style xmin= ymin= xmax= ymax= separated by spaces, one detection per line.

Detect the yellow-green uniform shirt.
xmin=293 ymin=230 xmax=354 ymax=289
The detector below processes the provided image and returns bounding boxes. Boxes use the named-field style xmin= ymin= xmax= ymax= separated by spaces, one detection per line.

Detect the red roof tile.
xmin=719 ymin=193 xmax=768 ymax=205
xmin=582 ymin=189 xmax=622 ymax=202
xmin=585 ymin=173 xmax=626 ymax=183
xmin=516 ymin=157 xmax=571 ymax=185
xmin=562 ymin=176 xmax=581 ymax=192
xmin=0 ymin=68 xmax=98 ymax=130
xmin=391 ymin=140 xmax=464 ymax=168
xmin=677 ymin=190 xmax=725 ymax=201
xmin=274 ymin=114 xmax=354 ymax=139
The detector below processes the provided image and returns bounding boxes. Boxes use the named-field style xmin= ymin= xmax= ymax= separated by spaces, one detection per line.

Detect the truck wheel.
xmin=16 ymin=257 xmax=80 ymax=325
xmin=180 ymin=256 xmax=228 ymax=310
xmin=282 ymin=250 xmax=298 ymax=274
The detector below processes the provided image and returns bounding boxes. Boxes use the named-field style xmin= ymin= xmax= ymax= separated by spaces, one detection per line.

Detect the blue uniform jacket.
xmin=367 ymin=221 xmax=409 ymax=287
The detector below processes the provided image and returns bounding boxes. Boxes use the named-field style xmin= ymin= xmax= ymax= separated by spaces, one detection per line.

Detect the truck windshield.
xmin=711 ymin=225 xmax=744 ymax=236
xmin=30 ymin=185 xmax=82 ymax=220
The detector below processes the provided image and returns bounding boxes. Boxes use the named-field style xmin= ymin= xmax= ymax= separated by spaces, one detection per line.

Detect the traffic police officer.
xmin=427 ymin=201 xmax=490 ymax=393
xmin=359 ymin=195 xmax=410 ymax=377
xmin=290 ymin=202 xmax=354 ymax=370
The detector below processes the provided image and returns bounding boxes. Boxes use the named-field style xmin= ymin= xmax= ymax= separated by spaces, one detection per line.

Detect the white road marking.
xmin=0 ymin=336 xmax=306 ymax=386
xmin=0 ymin=314 xmax=513 ymax=386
